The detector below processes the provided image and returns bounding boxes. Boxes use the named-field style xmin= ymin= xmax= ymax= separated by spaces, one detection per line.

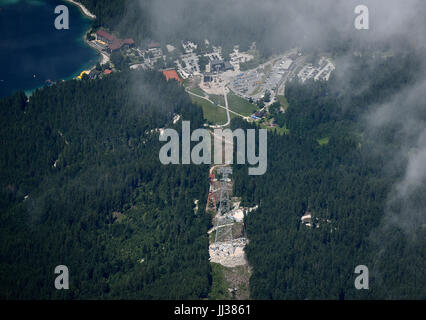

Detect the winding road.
xmin=222 ymin=86 xmax=231 ymax=127
xmin=186 ymin=88 xmax=249 ymax=128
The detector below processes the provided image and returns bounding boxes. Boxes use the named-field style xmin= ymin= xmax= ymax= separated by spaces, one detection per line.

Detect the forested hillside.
xmin=0 ymin=70 xmax=212 ymax=299
xmin=1 ymin=1 xmax=425 ymax=301
xmin=232 ymin=53 xmax=426 ymax=299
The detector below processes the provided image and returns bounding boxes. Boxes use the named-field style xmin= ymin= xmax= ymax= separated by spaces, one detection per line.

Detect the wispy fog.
xmin=131 ymin=0 xmax=426 ymax=234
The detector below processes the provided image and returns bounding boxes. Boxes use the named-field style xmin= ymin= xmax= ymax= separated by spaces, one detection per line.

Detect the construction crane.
xmin=206 ymin=173 xmax=217 ymax=212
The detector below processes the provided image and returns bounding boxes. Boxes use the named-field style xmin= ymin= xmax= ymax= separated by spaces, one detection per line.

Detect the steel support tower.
xmin=214 ymin=215 xmax=234 ymax=244
xmin=214 ymin=167 xmax=234 ymax=253
xmin=217 ymin=167 xmax=232 ymax=216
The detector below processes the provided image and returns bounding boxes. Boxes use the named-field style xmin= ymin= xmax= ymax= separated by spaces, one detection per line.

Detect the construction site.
xmin=206 ymin=166 xmax=257 ymax=269
xmin=205 ymin=165 xmax=254 ymax=299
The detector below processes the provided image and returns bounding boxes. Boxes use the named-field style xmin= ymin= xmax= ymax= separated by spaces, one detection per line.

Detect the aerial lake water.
xmin=0 ymin=0 xmax=99 ymax=97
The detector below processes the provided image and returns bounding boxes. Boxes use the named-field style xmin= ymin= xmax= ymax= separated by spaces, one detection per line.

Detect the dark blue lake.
xmin=0 ymin=0 xmax=99 ymax=97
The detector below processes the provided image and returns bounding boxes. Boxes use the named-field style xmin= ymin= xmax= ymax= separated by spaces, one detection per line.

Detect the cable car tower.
xmin=217 ymin=167 xmax=232 ymax=216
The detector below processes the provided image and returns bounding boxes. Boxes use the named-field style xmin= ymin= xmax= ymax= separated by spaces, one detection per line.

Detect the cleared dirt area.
xmin=209 ymin=263 xmax=252 ymax=300
xmin=223 ymin=264 xmax=252 ymax=300
xmin=209 ymin=241 xmax=247 ymax=267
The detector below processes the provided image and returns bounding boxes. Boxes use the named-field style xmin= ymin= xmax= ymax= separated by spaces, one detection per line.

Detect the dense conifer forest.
xmin=0 ymin=71 xmax=212 ymax=299
xmin=232 ymin=53 xmax=426 ymax=299
xmin=1 ymin=51 xmax=425 ymax=300
xmin=0 ymin=1 xmax=424 ymax=301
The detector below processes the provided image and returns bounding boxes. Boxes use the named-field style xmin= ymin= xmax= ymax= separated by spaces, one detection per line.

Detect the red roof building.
xmin=96 ymin=30 xmax=135 ymax=52
xmin=104 ymin=69 xmax=112 ymax=75
xmin=109 ymin=39 xmax=123 ymax=52
xmin=96 ymin=30 xmax=115 ymax=43
xmin=162 ymin=69 xmax=182 ymax=83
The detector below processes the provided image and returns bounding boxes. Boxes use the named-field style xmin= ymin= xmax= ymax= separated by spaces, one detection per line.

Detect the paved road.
xmin=276 ymin=55 xmax=307 ymax=96
xmin=86 ymin=39 xmax=110 ymax=66
xmin=222 ymin=86 xmax=231 ymax=127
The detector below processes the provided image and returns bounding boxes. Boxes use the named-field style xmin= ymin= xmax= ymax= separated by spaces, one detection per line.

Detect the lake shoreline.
xmin=63 ymin=1 xmax=108 ymax=77
xmin=63 ymin=0 xmax=96 ymax=20
xmin=23 ymin=1 xmax=101 ymax=98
